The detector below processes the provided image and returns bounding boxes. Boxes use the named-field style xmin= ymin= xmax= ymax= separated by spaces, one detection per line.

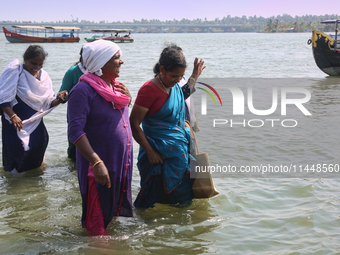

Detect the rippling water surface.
xmin=0 ymin=32 xmax=340 ymax=254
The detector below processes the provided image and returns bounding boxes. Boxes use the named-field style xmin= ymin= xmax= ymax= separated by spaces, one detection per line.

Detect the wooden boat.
xmin=3 ymin=26 xmax=80 ymax=43
xmin=329 ymin=34 xmax=340 ymax=48
xmin=84 ymin=29 xmax=134 ymax=43
xmin=310 ymin=20 xmax=340 ymax=76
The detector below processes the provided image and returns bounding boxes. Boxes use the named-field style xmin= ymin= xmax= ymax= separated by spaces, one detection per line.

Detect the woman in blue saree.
xmin=130 ymin=46 xmax=204 ymax=208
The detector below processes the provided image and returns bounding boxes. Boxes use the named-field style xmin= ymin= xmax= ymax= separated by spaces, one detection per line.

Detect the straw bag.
xmin=189 ymin=124 xmax=219 ymax=198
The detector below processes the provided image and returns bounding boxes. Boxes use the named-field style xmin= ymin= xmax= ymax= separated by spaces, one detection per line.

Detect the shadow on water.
xmin=102 ymin=199 xmax=219 ymax=255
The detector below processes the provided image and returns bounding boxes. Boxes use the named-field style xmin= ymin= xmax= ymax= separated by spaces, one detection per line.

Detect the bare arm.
xmin=74 ymin=135 xmax=111 ymax=188
xmin=1 ymin=91 xmax=68 ymax=131
xmin=1 ymin=106 xmax=23 ymax=131
xmin=187 ymin=57 xmax=206 ymax=92
xmin=129 ymin=104 xmax=163 ymax=164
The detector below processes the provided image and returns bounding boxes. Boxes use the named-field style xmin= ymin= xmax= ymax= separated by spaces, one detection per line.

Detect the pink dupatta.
xmin=79 ymin=73 xmax=130 ymax=110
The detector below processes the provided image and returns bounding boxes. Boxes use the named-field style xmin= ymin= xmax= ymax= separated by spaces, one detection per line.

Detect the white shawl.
xmin=77 ymin=62 xmax=86 ymax=74
xmin=0 ymin=59 xmax=56 ymax=151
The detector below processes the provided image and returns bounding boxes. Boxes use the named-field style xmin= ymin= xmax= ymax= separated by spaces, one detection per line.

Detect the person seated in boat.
xmin=0 ymin=45 xmax=67 ymax=174
xmin=124 ymin=31 xmax=132 ymax=38
xmin=131 ymin=46 xmax=199 ymax=208
xmin=68 ymin=40 xmax=133 ymax=235
xmin=70 ymin=29 xmax=74 ymax=37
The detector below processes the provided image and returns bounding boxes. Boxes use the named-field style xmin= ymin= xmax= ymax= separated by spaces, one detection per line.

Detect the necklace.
xmin=157 ymin=75 xmax=169 ymax=95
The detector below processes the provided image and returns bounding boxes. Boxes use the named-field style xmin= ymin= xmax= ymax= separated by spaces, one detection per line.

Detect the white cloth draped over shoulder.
xmin=0 ymin=59 xmax=56 ymax=151
xmin=77 ymin=62 xmax=86 ymax=74
xmin=82 ymin=40 xmax=121 ymax=76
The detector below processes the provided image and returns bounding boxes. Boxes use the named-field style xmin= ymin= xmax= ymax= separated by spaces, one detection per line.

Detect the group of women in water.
xmin=0 ymin=40 xmax=205 ymax=235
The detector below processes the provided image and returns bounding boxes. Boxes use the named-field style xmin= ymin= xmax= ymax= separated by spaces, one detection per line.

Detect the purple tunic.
xmin=68 ymin=81 xmax=133 ymax=228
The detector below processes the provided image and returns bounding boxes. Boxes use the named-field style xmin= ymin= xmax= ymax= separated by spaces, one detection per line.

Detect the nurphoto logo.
xmin=196 ymin=80 xmax=312 ymax=128
xmin=197 ymin=82 xmax=223 ymax=115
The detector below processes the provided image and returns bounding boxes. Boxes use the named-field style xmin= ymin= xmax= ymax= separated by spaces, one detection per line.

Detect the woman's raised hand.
xmin=191 ymin=57 xmax=206 ymax=79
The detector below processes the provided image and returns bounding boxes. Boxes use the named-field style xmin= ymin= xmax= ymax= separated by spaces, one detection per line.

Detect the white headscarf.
xmin=82 ymin=40 xmax=122 ymax=76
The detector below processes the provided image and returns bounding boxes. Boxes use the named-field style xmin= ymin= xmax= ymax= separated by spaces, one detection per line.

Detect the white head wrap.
xmin=82 ymin=40 xmax=122 ymax=76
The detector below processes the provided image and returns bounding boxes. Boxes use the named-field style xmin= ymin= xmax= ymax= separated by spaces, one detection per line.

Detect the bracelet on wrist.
xmin=189 ymin=77 xmax=196 ymax=83
xmin=10 ymin=114 xmax=17 ymax=121
xmin=56 ymin=95 xmax=63 ymax=102
xmin=93 ymin=160 xmax=103 ymax=168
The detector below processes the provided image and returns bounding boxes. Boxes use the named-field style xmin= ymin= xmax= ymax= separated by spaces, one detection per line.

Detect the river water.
xmin=0 ymin=32 xmax=340 ymax=254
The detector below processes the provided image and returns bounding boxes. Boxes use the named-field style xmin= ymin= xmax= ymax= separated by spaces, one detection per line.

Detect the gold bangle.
xmin=10 ymin=114 xmax=17 ymax=121
xmin=57 ymin=95 xmax=63 ymax=102
xmin=93 ymin=160 xmax=103 ymax=168
xmin=189 ymin=77 xmax=196 ymax=83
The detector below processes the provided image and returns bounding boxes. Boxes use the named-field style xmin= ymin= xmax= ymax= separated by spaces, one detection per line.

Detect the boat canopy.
xmin=90 ymin=29 xmax=133 ymax=33
xmin=12 ymin=25 xmax=80 ymax=30
xmin=44 ymin=26 xmax=81 ymax=30
xmin=321 ymin=20 xmax=340 ymax=24
xmin=12 ymin=25 xmax=45 ymax=29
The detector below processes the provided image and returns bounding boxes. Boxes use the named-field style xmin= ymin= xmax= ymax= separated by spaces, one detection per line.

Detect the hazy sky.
xmin=1 ymin=0 xmax=335 ymax=22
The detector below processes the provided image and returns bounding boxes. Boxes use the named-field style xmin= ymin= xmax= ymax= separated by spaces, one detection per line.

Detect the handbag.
xmin=189 ymin=123 xmax=219 ymax=198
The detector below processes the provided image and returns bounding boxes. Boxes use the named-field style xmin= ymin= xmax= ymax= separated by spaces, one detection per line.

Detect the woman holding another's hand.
xmin=0 ymin=45 xmax=67 ymax=174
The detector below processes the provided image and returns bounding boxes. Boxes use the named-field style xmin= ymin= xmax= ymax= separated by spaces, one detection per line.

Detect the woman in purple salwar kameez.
xmin=67 ymin=40 xmax=133 ymax=235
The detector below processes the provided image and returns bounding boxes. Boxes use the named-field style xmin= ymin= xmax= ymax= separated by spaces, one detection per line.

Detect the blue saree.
xmin=134 ymin=84 xmax=195 ymax=208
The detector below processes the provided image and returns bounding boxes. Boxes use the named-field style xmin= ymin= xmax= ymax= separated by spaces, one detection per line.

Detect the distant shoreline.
xmin=1 ymin=14 xmax=339 ymax=33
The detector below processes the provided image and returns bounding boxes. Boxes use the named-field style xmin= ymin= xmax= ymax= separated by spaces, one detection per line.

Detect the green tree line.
xmin=263 ymin=14 xmax=340 ymax=32
xmin=9 ymin=14 xmax=340 ymax=32
xmin=99 ymin=14 xmax=339 ymax=32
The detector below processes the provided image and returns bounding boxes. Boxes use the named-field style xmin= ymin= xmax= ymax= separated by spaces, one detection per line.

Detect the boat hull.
xmin=313 ymin=47 xmax=340 ymax=75
xmin=3 ymin=27 xmax=80 ymax=43
xmin=311 ymin=30 xmax=340 ymax=76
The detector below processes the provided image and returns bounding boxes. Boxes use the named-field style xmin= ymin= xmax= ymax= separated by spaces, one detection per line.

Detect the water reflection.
xmin=0 ymin=166 xmax=85 ymax=254
xmin=309 ymin=77 xmax=340 ymax=106
xmin=109 ymin=200 xmax=218 ymax=254
xmin=0 ymin=161 xmax=221 ymax=254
